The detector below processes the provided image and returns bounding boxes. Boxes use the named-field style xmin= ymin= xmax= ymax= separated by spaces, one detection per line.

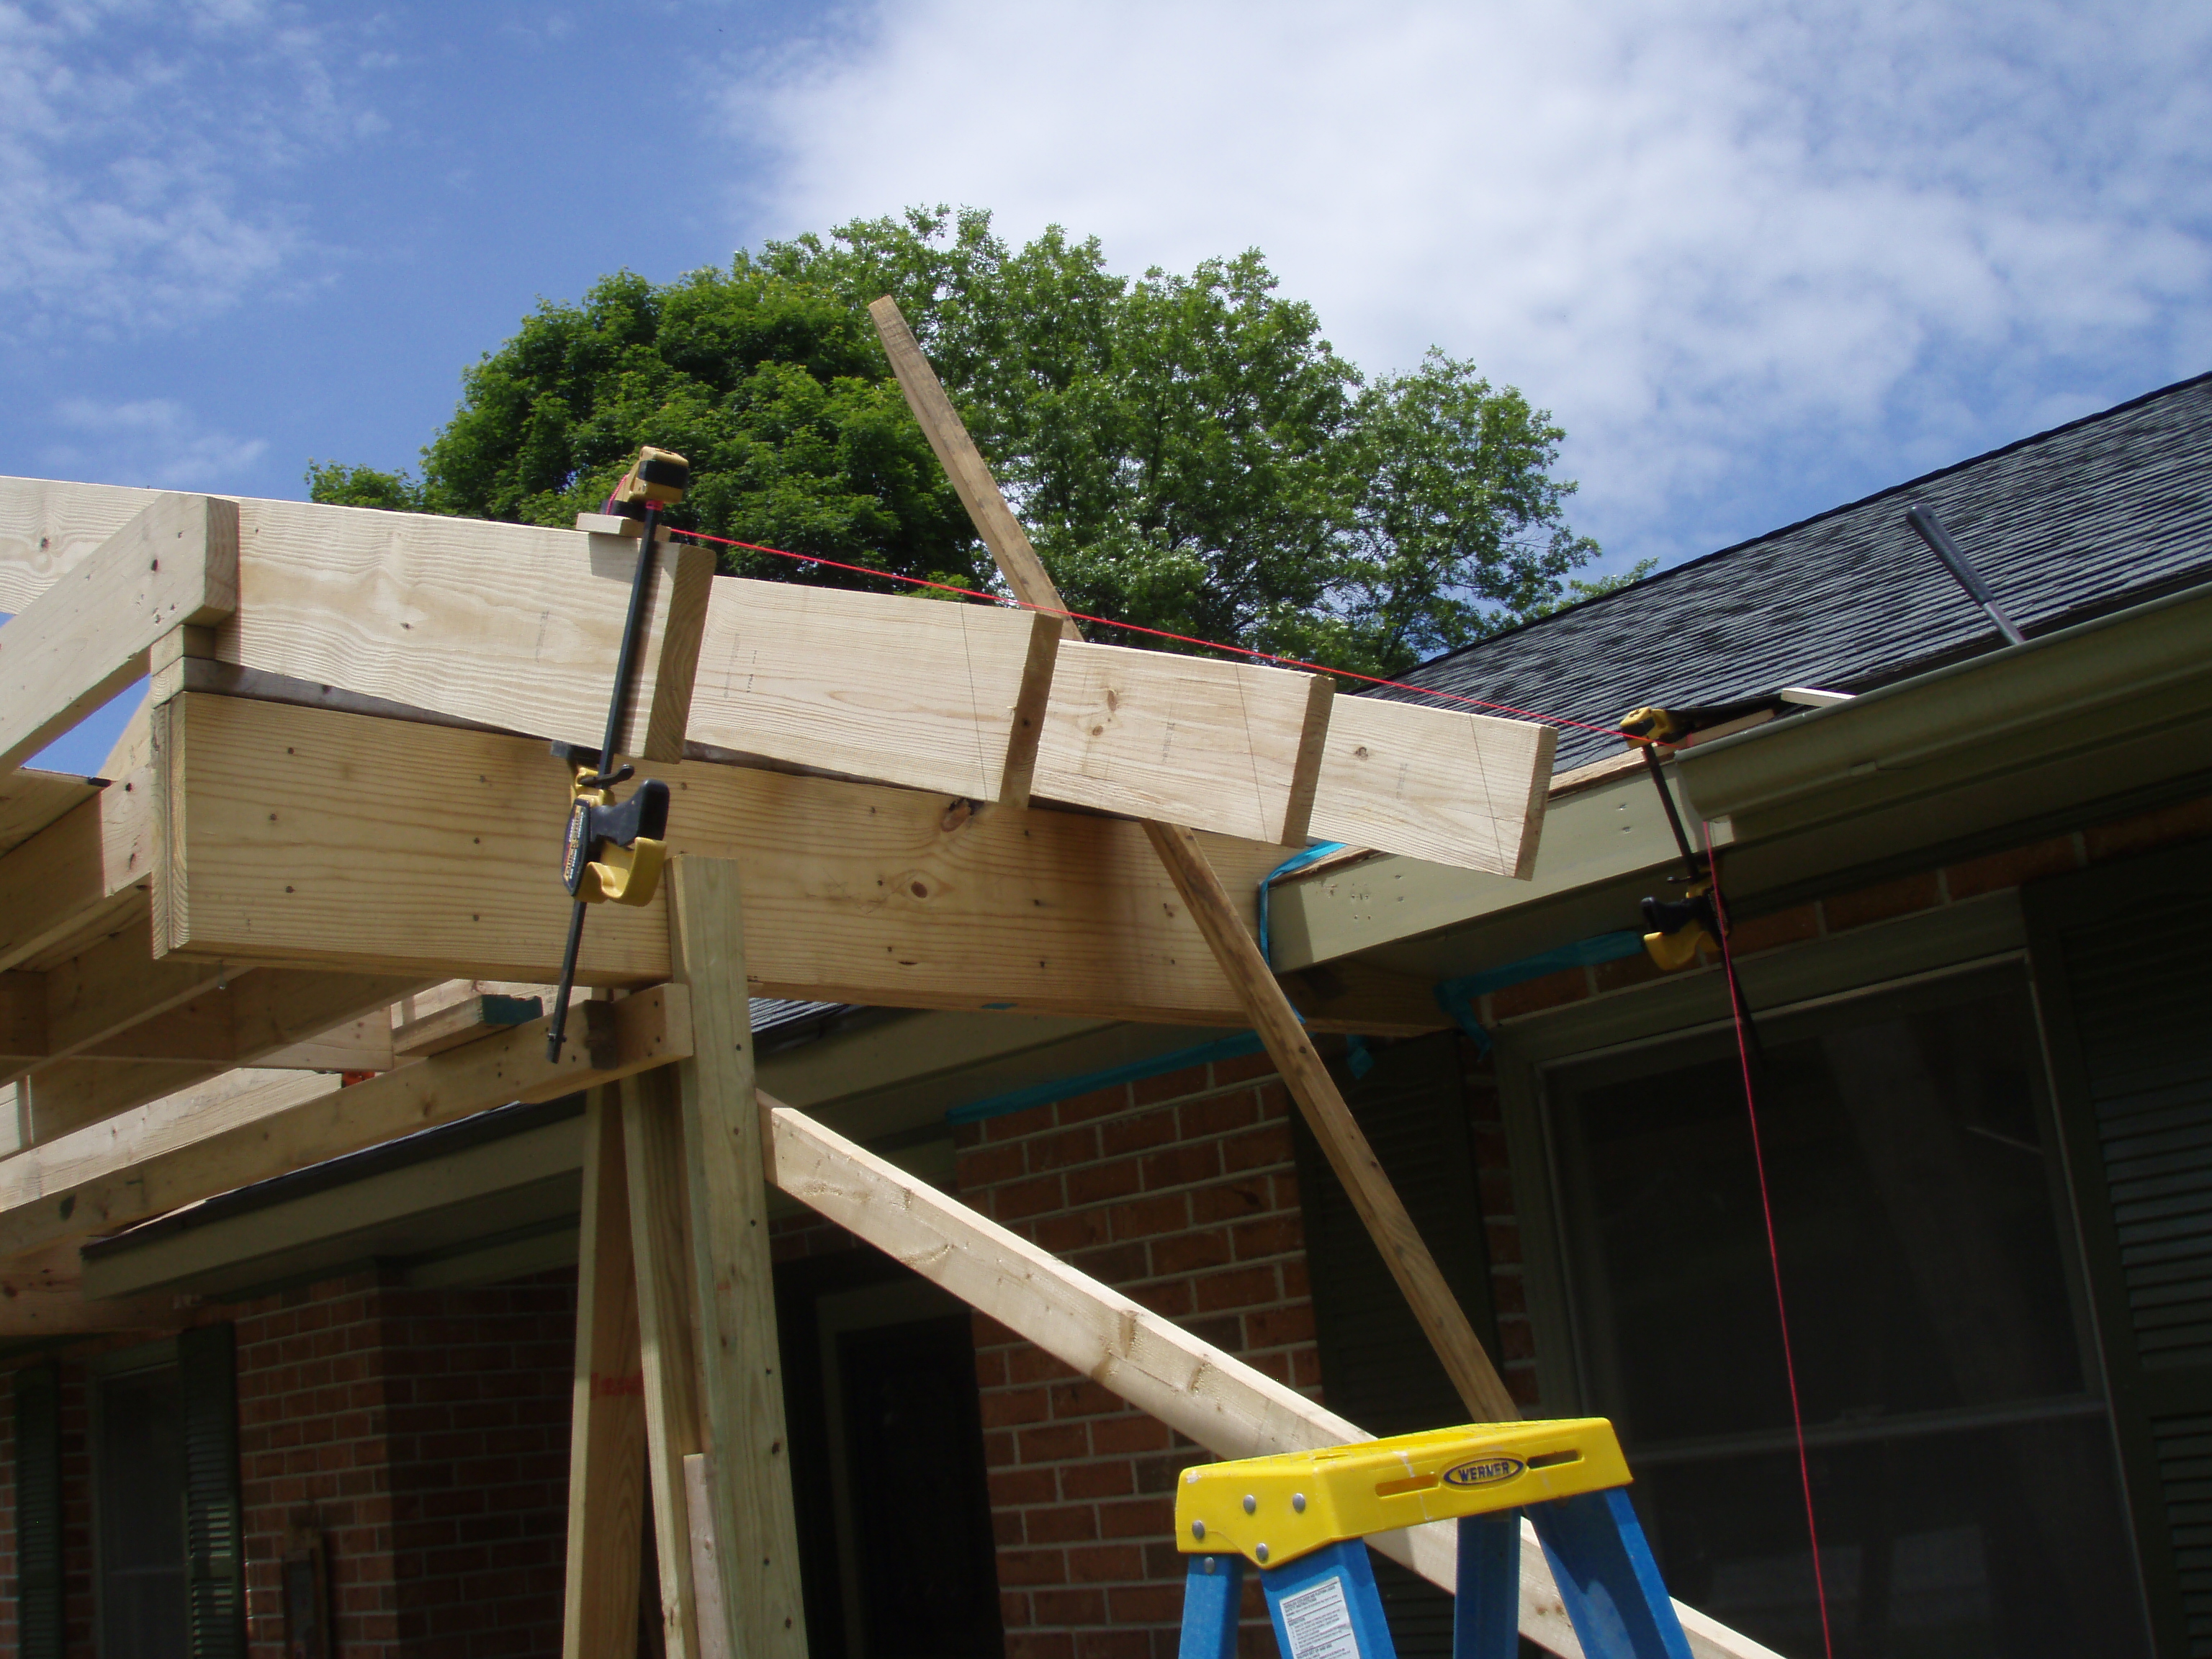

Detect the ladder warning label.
xmin=1277 ymin=1573 xmax=1362 ymax=1659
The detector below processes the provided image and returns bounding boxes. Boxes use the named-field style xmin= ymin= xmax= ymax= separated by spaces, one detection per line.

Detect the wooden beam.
xmin=0 ymin=764 xmax=154 ymax=975
xmin=0 ymin=475 xmax=168 ymax=611
xmin=1143 ymin=819 xmax=1519 ymax=1422
xmin=153 ymin=693 xmax=1443 ymax=1034
xmin=0 ymin=1241 xmax=186 ymax=1338
xmin=869 ymin=299 xmax=1079 ymax=638
xmin=767 ymin=1098 xmax=1780 ymax=1659
xmin=39 ymin=899 xmax=224 ymax=1057
xmin=688 ymin=578 xmax=1061 ymax=805
xmin=1310 ymin=696 xmax=1557 ymax=879
xmin=0 ymin=493 xmax=237 ymax=771
xmin=561 ymin=1087 xmax=648 ymax=1659
xmin=0 ymin=984 xmax=691 ymax=1259
xmin=665 ymin=860 xmax=805 ymax=1659
xmin=0 ymin=768 xmax=104 ymax=860
xmin=624 ymin=1061 xmax=709 ymax=1659
xmin=5 ymin=475 xmax=1544 ymax=870
xmin=1033 ymin=641 xmax=1334 ymax=846
xmin=392 ymin=992 xmax=544 ymax=1058
xmin=999 ymin=608 xmax=1061 ymax=809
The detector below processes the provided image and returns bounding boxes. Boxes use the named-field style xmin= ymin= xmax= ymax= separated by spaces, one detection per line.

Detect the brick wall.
xmin=950 ymin=1055 xmax=1321 ymax=1659
xmin=235 ymin=1267 xmax=576 ymax=1659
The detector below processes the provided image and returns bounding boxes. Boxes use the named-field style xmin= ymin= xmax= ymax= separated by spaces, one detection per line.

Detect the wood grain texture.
xmin=638 ymin=539 xmax=716 ymax=765
xmin=683 ymin=1455 xmax=734 ymax=1659
xmin=16 ymin=972 xmax=420 ymax=1141
xmin=687 ymin=577 xmax=1052 ymax=802
xmin=1035 ymin=641 xmax=1334 ymax=845
xmin=869 ymin=299 xmax=1079 ymax=637
xmin=154 ymin=694 xmax=1442 ymax=1032
xmin=997 ymin=608 xmax=1063 ymax=808
xmin=1142 ymin=819 xmax=1519 ymax=1423
xmin=0 ymin=769 xmax=155 ymax=975
xmin=0 ymin=985 xmax=691 ymax=1259
xmin=392 ymin=992 xmax=544 ymax=1058
xmin=0 ymin=770 xmax=104 ymax=860
xmin=623 ymin=1063 xmax=709 ymax=1659
xmin=0 ymin=475 xmax=168 ymax=612
xmin=667 ymin=860 xmax=806 ymax=1659
xmin=0 ymin=493 xmax=237 ymax=770
xmin=0 ymin=1241 xmax=183 ymax=1338
xmin=768 ymin=1100 xmax=1781 ymax=1659
xmin=224 ymin=500 xmax=703 ymax=758
xmin=1310 ymin=698 xmax=1557 ymax=879
xmin=561 ymin=1088 xmax=648 ymax=1659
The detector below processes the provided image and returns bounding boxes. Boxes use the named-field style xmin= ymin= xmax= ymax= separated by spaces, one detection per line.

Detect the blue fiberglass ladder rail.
xmin=1173 ymin=1419 xmax=1694 ymax=1659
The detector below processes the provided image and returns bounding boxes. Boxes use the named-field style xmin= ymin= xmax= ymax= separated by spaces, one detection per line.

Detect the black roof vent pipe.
xmin=1905 ymin=504 xmax=2028 ymax=647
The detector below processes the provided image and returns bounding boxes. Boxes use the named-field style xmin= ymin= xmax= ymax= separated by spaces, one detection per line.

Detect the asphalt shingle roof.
xmin=1387 ymin=372 xmax=2212 ymax=773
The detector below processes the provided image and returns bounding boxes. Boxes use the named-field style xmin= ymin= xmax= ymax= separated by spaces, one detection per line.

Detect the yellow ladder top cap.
xmin=1173 ymin=1419 xmax=1630 ymax=1569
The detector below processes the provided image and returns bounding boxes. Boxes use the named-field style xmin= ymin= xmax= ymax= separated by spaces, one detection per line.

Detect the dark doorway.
xmin=776 ymin=1249 xmax=1005 ymax=1659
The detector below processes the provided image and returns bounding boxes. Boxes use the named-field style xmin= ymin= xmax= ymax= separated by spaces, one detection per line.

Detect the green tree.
xmin=315 ymin=207 xmax=1611 ymax=675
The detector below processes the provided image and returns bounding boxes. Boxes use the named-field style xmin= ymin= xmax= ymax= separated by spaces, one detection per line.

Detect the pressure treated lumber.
xmin=1310 ymin=696 xmax=1557 ymax=879
xmin=0 ymin=769 xmax=104 ymax=859
xmin=0 ymin=493 xmax=237 ymax=771
xmin=3 ymin=474 xmax=1547 ymax=869
xmin=1143 ymin=819 xmax=1520 ymax=1423
xmin=624 ymin=1063 xmax=710 ymax=1659
xmin=0 ymin=1241 xmax=184 ymax=1338
xmin=561 ymin=1088 xmax=648 ymax=1659
xmin=392 ymin=992 xmax=544 ymax=1058
xmin=0 ymin=765 xmax=154 ymax=976
xmin=665 ymin=859 xmax=806 ymax=1659
xmin=869 ymin=302 xmax=1341 ymax=845
xmin=0 ymin=985 xmax=691 ymax=1259
xmin=870 ymin=299 xmax=1079 ymax=639
xmin=14 ymin=971 xmax=419 ymax=1142
xmin=1033 ymin=640 xmax=1335 ymax=846
xmin=688 ymin=578 xmax=1062 ymax=804
xmin=153 ymin=693 xmax=1443 ymax=1034
xmin=767 ymin=1099 xmax=1781 ymax=1659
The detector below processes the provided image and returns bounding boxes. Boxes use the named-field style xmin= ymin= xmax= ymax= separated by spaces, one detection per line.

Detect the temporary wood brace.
xmin=871 ymin=301 xmax=1517 ymax=1422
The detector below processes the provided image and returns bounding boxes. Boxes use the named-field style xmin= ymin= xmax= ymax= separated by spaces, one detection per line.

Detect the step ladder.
xmin=1174 ymin=1419 xmax=1693 ymax=1659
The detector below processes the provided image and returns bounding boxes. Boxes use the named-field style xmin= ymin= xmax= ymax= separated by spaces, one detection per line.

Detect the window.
xmin=1545 ymin=966 xmax=2150 ymax=1657
xmin=91 ymin=1326 xmax=243 ymax=1659
xmin=95 ymin=1353 xmax=189 ymax=1656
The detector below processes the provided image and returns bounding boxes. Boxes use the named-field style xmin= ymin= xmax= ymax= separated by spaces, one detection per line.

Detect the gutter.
xmin=1675 ymin=577 xmax=2212 ymax=839
xmin=1269 ymin=576 xmax=2212 ymax=976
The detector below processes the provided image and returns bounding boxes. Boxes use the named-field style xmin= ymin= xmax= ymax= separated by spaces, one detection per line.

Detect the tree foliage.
xmin=312 ymin=207 xmax=1611 ymax=675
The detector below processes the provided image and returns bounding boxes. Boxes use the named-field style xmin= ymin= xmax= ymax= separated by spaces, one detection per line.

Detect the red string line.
xmin=662 ymin=524 xmax=1631 ymax=737
xmin=1704 ymin=826 xmax=1836 ymax=1659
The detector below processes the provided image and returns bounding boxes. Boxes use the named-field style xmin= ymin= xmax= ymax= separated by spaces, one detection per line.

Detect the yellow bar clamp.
xmin=1174 ymin=1419 xmax=1631 ymax=1569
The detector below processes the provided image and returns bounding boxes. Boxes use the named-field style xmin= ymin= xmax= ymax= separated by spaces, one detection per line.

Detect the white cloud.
xmin=40 ymin=397 xmax=267 ymax=487
xmin=0 ymin=1 xmax=377 ymax=336
xmin=721 ymin=0 xmax=2212 ymax=566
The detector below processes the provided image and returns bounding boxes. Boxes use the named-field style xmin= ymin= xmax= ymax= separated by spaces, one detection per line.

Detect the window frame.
xmin=89 ymin=1337 xmax=185 ymax=1659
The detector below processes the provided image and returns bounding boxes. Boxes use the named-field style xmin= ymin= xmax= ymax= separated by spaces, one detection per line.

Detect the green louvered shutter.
xmin=2028 ymin=839 xmax=2212 ymax=1655
xmin=1292 ymin=1033 xmax=1500 ymax=1659
xmin=14 ymin=1364 xmax=62 ymax=1659
xmin=178 ymin=1326 xmax=245 ymax=1659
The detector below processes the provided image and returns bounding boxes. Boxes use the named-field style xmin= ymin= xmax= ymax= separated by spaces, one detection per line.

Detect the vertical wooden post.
xmin=624 ymin=1062 xmax=709 ymax=1659
xmin=560 ymin=1087 xmax=648 ymax=1659
xmin=667 ymin=856 xmax=808 ymax=1659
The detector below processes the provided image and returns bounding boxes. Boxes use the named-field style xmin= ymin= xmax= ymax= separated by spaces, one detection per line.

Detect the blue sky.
xmin=8 ymin=0 xmax=2209 ymax=773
